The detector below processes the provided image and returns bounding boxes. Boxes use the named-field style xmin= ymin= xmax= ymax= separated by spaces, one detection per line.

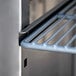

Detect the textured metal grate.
xmin=21 ymin=0 xmax=76 ymax=54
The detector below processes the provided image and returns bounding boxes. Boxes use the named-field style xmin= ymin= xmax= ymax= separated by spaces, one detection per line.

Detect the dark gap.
xmin=24 ymin=58 xmax=27 ymax=68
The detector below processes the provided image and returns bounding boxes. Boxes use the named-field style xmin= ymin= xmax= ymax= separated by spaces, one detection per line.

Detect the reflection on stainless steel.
xmin=30 ymin=0 xmax=64 ymax=23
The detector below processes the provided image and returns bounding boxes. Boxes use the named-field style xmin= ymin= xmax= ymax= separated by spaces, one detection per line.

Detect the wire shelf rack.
xmin=21 ymin=0 xmax=76 ymax=54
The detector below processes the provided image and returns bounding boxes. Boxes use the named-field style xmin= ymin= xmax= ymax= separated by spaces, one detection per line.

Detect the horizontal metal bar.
xmin=57 ymin=14 xmax=76 ymax=19
xmin=44 ymin=19 xmax=72 ymax=44
xmin=55 ymin=23 xmax=76 ymax=45
xmin=33 ymin=16 xmax=65 ymax=43
xmin=24 ymin=16 xmax=57 ymax=42
xmin=65 ymin=35 xmax=76 ymax=46
xmin=21 ymin=42 xmax=76 ymax=54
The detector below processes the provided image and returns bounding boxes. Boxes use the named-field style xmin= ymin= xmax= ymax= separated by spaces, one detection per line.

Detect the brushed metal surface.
xmin=22 ymin=48 xmax=72 ymax=76
xmin=0 ymin=0 xmax=19 ymax=76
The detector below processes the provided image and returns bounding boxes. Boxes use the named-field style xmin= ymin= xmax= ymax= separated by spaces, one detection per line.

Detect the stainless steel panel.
xmin=0 ymin=0 xmax=19 ymax=76
xmin=22 ymin=48 xmax=72 ymax=76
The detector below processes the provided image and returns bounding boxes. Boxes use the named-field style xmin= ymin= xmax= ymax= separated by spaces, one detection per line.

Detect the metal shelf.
xmin=20 ymin=0 xmax=76 ymax=54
